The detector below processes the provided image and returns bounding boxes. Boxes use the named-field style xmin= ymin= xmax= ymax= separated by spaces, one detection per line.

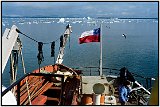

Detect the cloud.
xmin=3 ymin=2 xmax=60 ymax=9
xmin=2 ymin=2 xmax=158 ymax=18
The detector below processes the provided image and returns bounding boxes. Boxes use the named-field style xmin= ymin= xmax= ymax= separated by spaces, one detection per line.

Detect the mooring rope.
xmin=16 ymin=28 xmax=61 ymax=65
xmin=16 ymin=28 xmax=59 ymax=44
xmin=20 ymin=47 xmax=32 ymax=105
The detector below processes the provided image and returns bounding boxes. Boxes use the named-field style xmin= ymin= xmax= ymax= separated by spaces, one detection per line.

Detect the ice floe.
xmin=86 ymin=17 xmax=91 ymax=20
xmin=19 ymin=22 xmax=25 ymax=25
xmin=57 ymin=18 xmax=65 ymax=23
xmin=33 ymin=21 xmax=39 ymax=24
xmin=2 ymin=22 xmax=5 ymax=26
xmin=43 ymin=21 xmax=51 ymax=24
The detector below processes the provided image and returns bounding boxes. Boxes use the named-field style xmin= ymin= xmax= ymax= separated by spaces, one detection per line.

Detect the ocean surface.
xmin=2 ymin=17 xmax=158 ymax=87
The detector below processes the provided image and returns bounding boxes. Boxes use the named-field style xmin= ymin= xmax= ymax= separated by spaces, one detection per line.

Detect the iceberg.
xmin=58 ymin=18 xmax=65 ymax=23
xmin=87 ymin=17 xmax=91 ymax=20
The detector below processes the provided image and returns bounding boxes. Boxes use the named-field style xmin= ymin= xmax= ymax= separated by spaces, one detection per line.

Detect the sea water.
xmin=2 ymin=18 xmax=158 ymax=87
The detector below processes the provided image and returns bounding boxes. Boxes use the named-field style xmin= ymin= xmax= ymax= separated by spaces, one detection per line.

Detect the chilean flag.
xmin=79 ymin=28 xmax=100 ymax=44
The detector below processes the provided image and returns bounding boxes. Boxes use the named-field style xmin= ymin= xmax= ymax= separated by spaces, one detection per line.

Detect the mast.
xmin=99 ymin=24 xmax=103 ymax=76
xmin=56 ymin=24 xmax=72 ymax=64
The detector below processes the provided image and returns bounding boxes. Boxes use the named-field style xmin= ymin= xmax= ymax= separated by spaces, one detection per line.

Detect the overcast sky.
xmin=2 ymin=2 xmax=158 ymax=18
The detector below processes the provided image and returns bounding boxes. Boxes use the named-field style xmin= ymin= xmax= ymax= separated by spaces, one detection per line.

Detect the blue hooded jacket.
xmin=119 ymin=85 xmax=130 ymax=103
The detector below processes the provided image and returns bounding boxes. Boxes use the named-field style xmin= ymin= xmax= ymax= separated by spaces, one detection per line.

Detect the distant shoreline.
xmin=2 ymin=16 xmax=158 ymax=20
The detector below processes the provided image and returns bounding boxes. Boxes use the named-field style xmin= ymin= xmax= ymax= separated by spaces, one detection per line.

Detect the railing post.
xmin=17 ymin=82 xmax=20 ymax=105
xmin=137 ymin=95 xmax=140 ymax=105
xmin=146 ymin=78 xmax=148 ymax=89
xmin=149 ymin=78 xmax=151 ymax=88
xmin=109 ymin=69 xmax=112 ymax=75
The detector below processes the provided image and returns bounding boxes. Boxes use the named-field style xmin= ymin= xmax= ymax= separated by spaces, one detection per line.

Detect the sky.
xmin=2 ymin=2 xmax=158 ymax=18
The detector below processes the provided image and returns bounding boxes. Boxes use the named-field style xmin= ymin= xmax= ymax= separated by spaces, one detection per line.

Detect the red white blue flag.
xmin=79 ymin=28 xmax=100 ymax=44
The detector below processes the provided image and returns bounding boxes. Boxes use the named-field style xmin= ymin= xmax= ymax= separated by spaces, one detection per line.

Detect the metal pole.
xmin=149 ymin=78 xmax=152 ymax=88
xmin=99 ymin=24 xmax=103 ymax=76
xmin=146 ymin=78 xmax=148 ymax=89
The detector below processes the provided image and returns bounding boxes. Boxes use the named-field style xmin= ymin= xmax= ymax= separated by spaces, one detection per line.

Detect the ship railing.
xmin=2 ymin=73 xmax=65 ymax=105
xmin=73 ymin=66 xmax=154 ymax=90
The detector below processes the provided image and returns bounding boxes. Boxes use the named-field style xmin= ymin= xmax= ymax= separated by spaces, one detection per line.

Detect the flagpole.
xmin=100 ymin=24 xmax=103 ymax=76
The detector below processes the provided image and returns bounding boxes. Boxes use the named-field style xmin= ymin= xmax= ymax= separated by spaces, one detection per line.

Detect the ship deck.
xmin=81 ymin=75 xmax=138 ymax=105
xmin=82 ymin=76 xmax=112 ymax=94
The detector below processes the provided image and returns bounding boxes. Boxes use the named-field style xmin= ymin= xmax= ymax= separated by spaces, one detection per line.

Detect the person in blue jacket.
xmin=119 ymin=80 xmax=131 ymax=105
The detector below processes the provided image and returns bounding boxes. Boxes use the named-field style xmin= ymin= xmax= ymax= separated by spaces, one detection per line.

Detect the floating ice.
xmin=27 ymin=22 xmax=31 ymax=24
xmin=2 ymin=22 xmax=5 ymax=26
xmin=19 ymin=22 xmax=25 ymax=25
xmin=87 ymin=21 xmax=96 ymax=24
xmin=33 ymin=21 xmax=38 ymax=24
xmin=153 ymin=20 xmax=158 ymax=23
xmin=72 ymin=21 xmax=82 ymax=24
xmin=43 ymin=21 xmax=51 ymax=24
xmin=58 ymin=18 xmax=65 ymax=23
xmin=114 ymin=20 xmax=120 ymax=23
xmin=87 ymin=17 xmax=91 ymax=20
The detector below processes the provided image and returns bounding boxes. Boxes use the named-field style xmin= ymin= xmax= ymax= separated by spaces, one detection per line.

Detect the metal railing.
xmin=73 ymin=66 xmax=154 ymax=89
xmin=2 ymin=73 xmax=65 ymax=105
